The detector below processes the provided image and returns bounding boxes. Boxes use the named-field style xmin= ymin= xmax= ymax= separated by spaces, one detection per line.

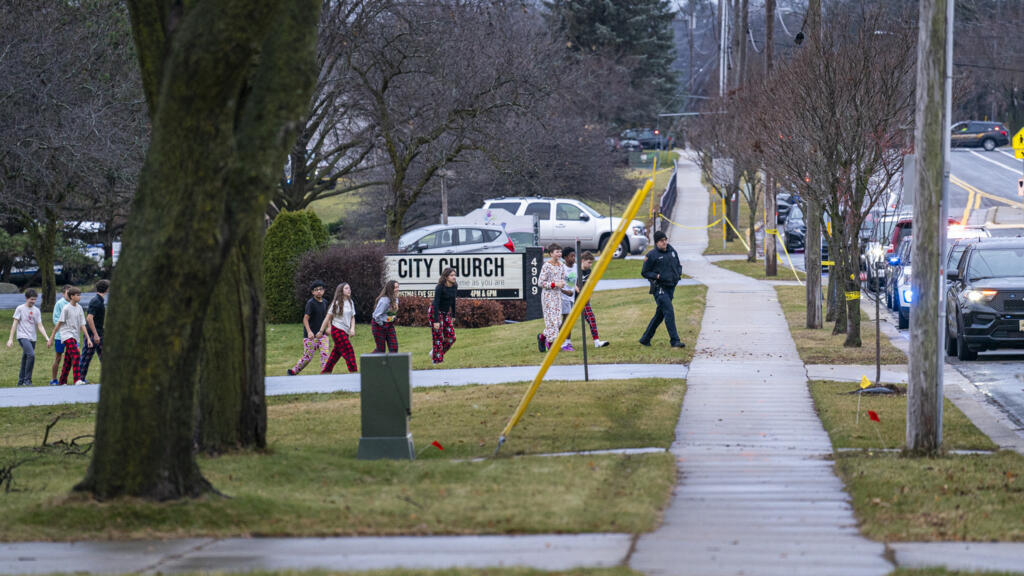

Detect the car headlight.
xmin=965 ymin=289 xmax=997 ymax=303
xmin=633 ymin=225 xmax=644 ymax=236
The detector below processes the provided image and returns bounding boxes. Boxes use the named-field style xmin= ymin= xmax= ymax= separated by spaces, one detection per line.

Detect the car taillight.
xmin=1001 ymin=131 xmax=1007 ymax=137
xmin=886 ymin=245 xmax=894 ymax=254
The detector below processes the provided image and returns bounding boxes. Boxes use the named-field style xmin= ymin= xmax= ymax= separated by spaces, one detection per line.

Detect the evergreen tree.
xmin=545 ymin=0 xmax=678 ymax=121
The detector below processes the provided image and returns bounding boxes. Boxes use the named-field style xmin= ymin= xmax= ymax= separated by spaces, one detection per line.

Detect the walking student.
xmin=78 ymin=279 xmax=109 ymax=384
xmin=578 ymin=251 xmax=609 ymax=348
xmin=537 ymin=243 xmax=567 ymax=352
xmin=287 ymin=280 xmax=330 ymax=375
xmin=559 ymin=247 xmax=577 ymax=351
xmin=7 ymin=289 xmax=49 ymax=387
xmin=47 ymin=287 xmax=92 ymax=385
xmin=429 ymin=267 xmax=457 ymax=364
xmin=49 ymin=285 xmax=71 ymax=386
xmin=318 ymin=282 xmax=358 ymax=373
xmin=639 ymin=231 xmax=685 ymax=348
xmin=371 ymin=280 xmax=399 ymax=353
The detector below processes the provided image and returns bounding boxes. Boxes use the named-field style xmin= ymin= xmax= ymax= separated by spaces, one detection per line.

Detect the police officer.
xmin=639 ymin=230 xmax=685 ymax=348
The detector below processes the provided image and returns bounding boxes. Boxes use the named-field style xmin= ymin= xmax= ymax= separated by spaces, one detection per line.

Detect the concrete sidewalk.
xmin=630 ymin=155 xmax=893 ymax=575
xmin=0 ymin=363 xmax=685 ymax=408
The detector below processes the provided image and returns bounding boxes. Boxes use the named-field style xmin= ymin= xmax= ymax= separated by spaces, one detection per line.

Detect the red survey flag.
xmin=868 ymin=410 xmax=880 ymax=423
xmin=504 ymin=239 xmax=515 ymax=252
xmin=432 ymin=440 xmax=444 ymax=450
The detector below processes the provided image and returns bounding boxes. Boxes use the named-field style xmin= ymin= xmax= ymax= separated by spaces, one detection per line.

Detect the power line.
xmin=954 ymin=61 xmax=1024 ymax=75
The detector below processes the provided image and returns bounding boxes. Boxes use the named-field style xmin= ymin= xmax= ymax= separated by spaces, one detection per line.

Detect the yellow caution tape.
xmin=765 ymin=228 xmax=778 ymax=235
xmin=764 ymin=229 xmax=805 ymax=286
xmin=845 ymin=291 xmax=861 ymax=301
xmin=821 ymin=260 xmax=835 ymax=266
xmin=722 ymin=216 xmax=750 ymax=252
xmin=658 ymin=213 xmax=722 ymax=230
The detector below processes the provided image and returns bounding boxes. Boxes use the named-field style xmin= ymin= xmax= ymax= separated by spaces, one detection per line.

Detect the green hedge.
xmin=264 ymin=210 xmax=328 ymax=323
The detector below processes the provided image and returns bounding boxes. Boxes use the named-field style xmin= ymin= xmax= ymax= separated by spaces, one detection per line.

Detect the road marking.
xmin=968 ymin=150 xmax=1021 ymax=175
xmin=975 ymin=191 xmax=982 ymax=209
xmin=997 ymin=149 xmax=1018 ymax=160
xmin=950 ymin=174 xmax=1024 ymax=210
xmin=961 ymin=186 xmax=975 ymax=224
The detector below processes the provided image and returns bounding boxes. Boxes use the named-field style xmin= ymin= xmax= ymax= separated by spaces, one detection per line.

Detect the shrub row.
xmin=265 ymin=210 xmax=329 ymax=323
xmin=395 ymin=296 xmax=505 ymax=328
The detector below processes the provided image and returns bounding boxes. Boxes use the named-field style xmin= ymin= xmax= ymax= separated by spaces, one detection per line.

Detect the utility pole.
xmin=907 ymin=0 xmax=952 ymax=455
xmin=764 ymin=0 xmax=778 ymax=277
xmin=689 ymin=0 xmax=695 ymax=94
xmin=804 ymin=0 xmax=823 ymax=329
xmin=718 ymin=0 xmax=728 ymax=97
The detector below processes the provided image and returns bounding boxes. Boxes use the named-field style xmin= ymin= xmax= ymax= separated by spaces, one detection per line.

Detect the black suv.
xmin=950 ymin=121 xmax=1010 ymax=151
xmin=945 ymin=238 xmax=1024 ymax=360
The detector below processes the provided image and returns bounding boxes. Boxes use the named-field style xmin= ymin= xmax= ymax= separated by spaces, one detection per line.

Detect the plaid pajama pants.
xmin=60 ymin=338 xmax=82 ymax=385
xmin=292 ymin=334 xmax=330 ymax=374
xmin=79 ymin=338 xmax=102 ymax=380
xmin=582 ymin=303 xmax=600 ymax=340
xmin=322 ymin=327 xmax=358 ymax=373
xmin=428 ymin=306 xmax=456 ymax=364
xmin=372 ymin=321 xmax=398 ymax=353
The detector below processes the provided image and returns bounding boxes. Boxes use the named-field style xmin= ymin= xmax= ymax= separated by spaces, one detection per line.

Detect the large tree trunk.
xmin=196 ymin=227 xmax=267 ymax=453
xmin=76 ymin=0 xmax=318 ymax=500
xmin=829 ymin=220 xmax=848 ymax=335
xmin=804 ymin=196 xmax=823 ymax=329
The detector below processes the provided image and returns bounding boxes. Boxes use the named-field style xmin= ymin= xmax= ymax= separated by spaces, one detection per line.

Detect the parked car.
xmin=885 ymin=236 xmax=913 ymax=329
xmin=775 ymin=192 xmax=800 ymax=225
xmin=620 ymin=128 xmax=672 ymax=150
xmin=397 ymin=224 xmax=513 ymax=254
xmin=950 ymin=121 xmax=1010 ymax=151
xmin=862 ymin=212 xmax=904 ymax=292
xmin=481 ymin=197 xmax=648 ymax=258
xmin=945 ymin=238 xmax=1024 ymax=360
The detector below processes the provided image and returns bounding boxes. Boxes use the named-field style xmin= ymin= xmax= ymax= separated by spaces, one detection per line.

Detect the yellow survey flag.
xmin=860 ymin=375 xmax=872 ymax=389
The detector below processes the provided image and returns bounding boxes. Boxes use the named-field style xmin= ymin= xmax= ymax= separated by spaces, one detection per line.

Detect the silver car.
xmin=397 ymin=224 xmax=513 ymax=254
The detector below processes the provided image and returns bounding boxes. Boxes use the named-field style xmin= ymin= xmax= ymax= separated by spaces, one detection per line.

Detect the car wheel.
xmin=945 ymin=325 xmax=957 ymax=356
xmin=613 ymin=238 xmax=628 ymax=259
xmin=898 ymin=307 xmax=909 ymax=330
xmin=955 ymin=319 xmax=977 ymax=361
xmin=982 ymin=138 xmax=996 ymax=151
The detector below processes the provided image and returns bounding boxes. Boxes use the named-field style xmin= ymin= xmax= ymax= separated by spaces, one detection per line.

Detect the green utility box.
xmin=357 ymin=353 xmax=414 ymax=460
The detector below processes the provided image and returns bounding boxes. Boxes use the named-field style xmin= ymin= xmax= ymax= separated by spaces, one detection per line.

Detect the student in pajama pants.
xmin=371 ymin=280 xmax=399 ymax=353
xmin=288 ymin=280 xmax=330 ymax=375
xmin=318 ymin=282 xmax=358 ymax=373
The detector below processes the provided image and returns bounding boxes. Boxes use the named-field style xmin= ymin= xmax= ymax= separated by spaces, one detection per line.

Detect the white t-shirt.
xmin=331 ymin=299 xmax=355 ymax=334
xmin=13 ymin=303 xmax=42 ymax=341
xmin=58 ymin=302 xmax=87 ymax=343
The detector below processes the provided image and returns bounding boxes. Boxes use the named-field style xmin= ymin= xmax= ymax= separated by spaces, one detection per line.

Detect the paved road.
xmin=950 ymin=148 xmax=1024 ymax=235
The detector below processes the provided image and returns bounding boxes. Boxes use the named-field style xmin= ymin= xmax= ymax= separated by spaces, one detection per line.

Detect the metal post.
xmin=577 ymin=238 xmax=588 ymax=382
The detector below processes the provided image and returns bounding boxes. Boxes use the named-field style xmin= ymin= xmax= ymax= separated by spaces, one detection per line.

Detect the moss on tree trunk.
xmin=76 ymin=0 xmax=318 ymax=500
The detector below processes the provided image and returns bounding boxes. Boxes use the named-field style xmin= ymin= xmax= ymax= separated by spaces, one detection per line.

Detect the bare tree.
xmin=756 ymin=8 xmax=915 ymax=346
xmin=0 ymin=0 xmax=145 ymax=309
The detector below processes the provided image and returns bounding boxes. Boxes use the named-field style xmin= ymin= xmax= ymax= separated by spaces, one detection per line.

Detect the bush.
xmin=265 ymin=210 xmax=328 ymax=323
xmin=293 ymin=242 xmax=387 ymax=323
xmin=395 ymin=295 xmax=505 ymax=328
xmin=499 ymin=300 xmax=526 ymax=322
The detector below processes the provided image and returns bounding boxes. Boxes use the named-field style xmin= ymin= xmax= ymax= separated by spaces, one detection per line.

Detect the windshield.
xmin=967 ymin=248 xmax=1024 ymax=281
xmin=576 ymin=200 xmax=604 ymax=218
xmin=789 ymin=206 xmax=804 ymax=221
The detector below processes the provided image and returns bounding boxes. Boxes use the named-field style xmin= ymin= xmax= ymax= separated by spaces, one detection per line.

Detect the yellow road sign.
xmin=1014 ymin=127 xmax=1024 ymax=158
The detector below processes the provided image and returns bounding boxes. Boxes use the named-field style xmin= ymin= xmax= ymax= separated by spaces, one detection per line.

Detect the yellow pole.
xmin=722 ymin=195 xmax=727 ymax=248
xmin=496 ymin=179 xmax=655 ymax=453
xmin=649 ymin=157 xmax=657 ymax=220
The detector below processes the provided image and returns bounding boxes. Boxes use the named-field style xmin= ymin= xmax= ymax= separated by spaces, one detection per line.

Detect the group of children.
xmin=7 ymin=281 xmax=109 ymax=387
xmin=286 ymin=268 xmax=460 ymax=375
xmin=537 ymin=246 xmax=608 ymax=353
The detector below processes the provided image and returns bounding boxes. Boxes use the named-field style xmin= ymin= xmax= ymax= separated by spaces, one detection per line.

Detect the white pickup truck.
xmin=482 ymin=196 xmax=648 ymax=258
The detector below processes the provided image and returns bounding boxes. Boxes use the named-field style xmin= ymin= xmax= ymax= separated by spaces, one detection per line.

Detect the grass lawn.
xmin=890 ymin=571 xmax=1024 ymax=576
xmin=773 ymin=285 xmax=906 ymax=365
xmin=713 ymin=259 xmax=805 ymax=282
xmin=809 ymin=380 xmax=1024 ymax=543
xmin=0 ymin=377 xmax=683 ymax=541
xmin=308 ymin=190 xmax=368 ymax=226
xmin=268 ymin=286 xmax=705 ymax=375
